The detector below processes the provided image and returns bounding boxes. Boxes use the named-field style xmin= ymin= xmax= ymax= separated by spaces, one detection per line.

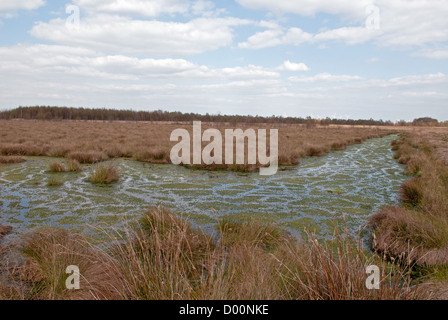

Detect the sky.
xmin=0 ymin=0 xmax=447 ymax=121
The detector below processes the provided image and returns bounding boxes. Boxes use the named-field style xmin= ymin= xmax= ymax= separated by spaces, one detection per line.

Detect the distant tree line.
xmin=0 ymin=106 xmax=445 ymax=127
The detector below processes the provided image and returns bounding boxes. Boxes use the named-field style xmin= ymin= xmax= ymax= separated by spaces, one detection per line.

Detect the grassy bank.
xmin=369 ymin=130 xmax=448 ymax=292
xmin=0 ymin=206 xmax=421 ymax=300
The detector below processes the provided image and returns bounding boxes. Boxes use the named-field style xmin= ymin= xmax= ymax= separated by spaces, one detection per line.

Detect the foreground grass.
xmin=0 ymin=206 xmax=423 ymax=300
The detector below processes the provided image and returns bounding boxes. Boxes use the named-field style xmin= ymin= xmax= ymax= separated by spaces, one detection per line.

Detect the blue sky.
xmin=0 ymin=0 xmax=447 ymax=121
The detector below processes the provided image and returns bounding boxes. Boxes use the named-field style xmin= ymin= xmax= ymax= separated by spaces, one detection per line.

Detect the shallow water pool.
xmin=0 ymin=135 xmax=406 ymax=242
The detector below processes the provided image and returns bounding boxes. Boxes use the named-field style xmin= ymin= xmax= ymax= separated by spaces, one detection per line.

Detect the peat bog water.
xmin=0 ymin=135 xmax=406 ymax=243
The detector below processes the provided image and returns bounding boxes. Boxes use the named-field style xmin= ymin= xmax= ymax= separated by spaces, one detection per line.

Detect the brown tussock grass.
xmin=10 ymin=228 xmax=120 ymax=300
xmin=0 ymin=207 xmax=423 ymax=300
xmin=370 ymin=207 xmax=448 ymax=266
xmin=89 ymin=163 xmax=119 ymax=184
xmin=67 ymin=151 xmax=108 ymax=164
xmin=0 ymin=225 xmax=12 ymax=240
xmin=0 ymin=156 xmax=26 ymax=164
xmin=66 ymin=159 xmax=81 ymax=172
xmin=48 ymin=161 xmax=66 ymax=173
xmin=0 ymin=120 xmax=393 ymax=172
xmin=370 ymin=130 xmax=448 ymax=268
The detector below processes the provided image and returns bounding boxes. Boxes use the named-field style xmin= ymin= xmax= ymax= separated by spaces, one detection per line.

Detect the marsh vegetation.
xmin=1 ymin=120 xmax=448 ymax=300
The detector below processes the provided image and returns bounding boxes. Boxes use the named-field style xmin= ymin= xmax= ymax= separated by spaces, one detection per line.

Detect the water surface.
xmin=0 ymin=135 xmax=406 ymax=242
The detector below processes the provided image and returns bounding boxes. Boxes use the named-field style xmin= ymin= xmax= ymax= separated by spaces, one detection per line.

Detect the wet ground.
xmin=0 ymin=135 xmax=406 ymax=242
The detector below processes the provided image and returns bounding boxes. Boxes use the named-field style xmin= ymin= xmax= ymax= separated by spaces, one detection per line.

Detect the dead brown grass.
xmin=0 ymin=207 xmax=422 ymax=300
xmin=0 ymin=120 xmax=392 ymax=171
xmin=369 ymin=129 xmax=448 ymax=267
xmin=0 ymin=225 xmax=12 ymax=240
xmin=48 ymin=161 xmax=66 ymax=173
xmin=0 ymin=156 xmax=26 ymax=164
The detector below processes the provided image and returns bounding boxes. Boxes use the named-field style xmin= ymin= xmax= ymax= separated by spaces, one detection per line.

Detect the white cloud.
xmin=375 ymin=0 xmax=448 ymax=48
xmin=239 ymin=27 xmax=313 ymax=49
xmin=0 ymin=45 xmax=446 ymax=120
xmin=289 ymin=73 xmax=363 ymax=83
xmin=31 ymin=15 xmax=252 ymax=56
xmin=237 ymin=0 xmax=448 ymax=54
xmin=0 ymin=0 xmax=44 ymax=13
xmin=73 ymin=0 xmax=189 ymax=17
xmin=0 ymin=44 xmax=280 ymax=81
xmin=277 ymin=60 xmax=309 ymax=72
xmin=239 ymin=26 xmax=377 ymax=48
xmin=236 ymin=0 xmax=373 ymax=19
xmin=418 ymin=48 xmax=448 ymax=59
xmin=314 ymin=27 xmax=378 ymax=45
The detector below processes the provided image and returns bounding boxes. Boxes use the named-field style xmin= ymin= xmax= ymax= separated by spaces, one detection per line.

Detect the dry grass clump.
xmin=0 ymin=156 xmax=26 ymax=164
xmin=47 ymin=177 xmax=63 ymax=187
xmin=370 ymin=207 xmax=448 ymax=266
xmin=134 ymin=149 xmax=170 ymax=164
xmin=67 ymin=151 xmax=108 ymax=164
xmin=276 ymin=231 xmax=416 ymax=300
xmin=89 ymin=163 xmax=119 ymax=184
xmin=6 ymin=228 xmax=119 ymax=300
xmin=305 ymin=145 xmax=327 ymax=157
xmin=66 ymin=159 xmax=81 ymax=172
xmin=100 ymin=207 xmax=216 ymax=299
xmin=48 ymin=159 xmax=81 ymax=173
xmin=0 ymin=225 xmax=12 ymax=258
xmin=331 ymin=142 xmax=347 ymax=151
xmin=0 ymin=143 xmax=46 ymax=156
xmin=0 ymin=207 xmax=422 ymax=300
xmin=48 ymin=161 xmax=66 ymax=173
xmin=0 ymin=225 xmax=12 ymax=240
xmin=400 ymin=178 xmax=425 ymax=206
xmin=217 ymin=217 xmax=287 ymax=250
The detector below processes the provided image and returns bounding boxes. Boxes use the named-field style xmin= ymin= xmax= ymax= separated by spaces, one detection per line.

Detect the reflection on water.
xmin=0 ymin=135 xmax=406 ymax=242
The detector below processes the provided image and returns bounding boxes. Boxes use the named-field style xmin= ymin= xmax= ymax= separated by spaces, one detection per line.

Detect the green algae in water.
xmin=0 ymin=135 xmax=407 ymax=241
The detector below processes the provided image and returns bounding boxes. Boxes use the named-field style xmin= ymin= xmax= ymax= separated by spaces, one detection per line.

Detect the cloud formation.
xmin=0 ymin=0 xmax=45 ymax=13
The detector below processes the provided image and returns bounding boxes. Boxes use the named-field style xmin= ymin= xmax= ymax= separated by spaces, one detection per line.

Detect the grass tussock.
xmin=66 ymin=159 xmax=81 ymax=172
xmin=67 ymin=151 xmax=108 ymax=164
xmin=48 ymin=159 xmax=81 ymax=173
xmin=370 ymin=207 xmax=448 ymax=266
xmin=0 ymin=207 xmax=424 ymax=300
xmin=0 ymin=225 xmax=12 ymax=240
xmin=0 ymin=156 xmax=26 ymax=164
xmin=276 ymin=232 xmax=415 ymax=300
xmin=48 ymin=161 xmax=66 ymax=173
xmin=47 ymin=177 xmax=63 ymax=187
xmin=135 ymin=149 xmax=170 ymax=164
xmin=5 ymin=228 xmax=119 ymax=300
xmin=89 ymin=163 xmax=119 ymax=184
xmin=217 ymin=217 xmax=288 ymax=250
